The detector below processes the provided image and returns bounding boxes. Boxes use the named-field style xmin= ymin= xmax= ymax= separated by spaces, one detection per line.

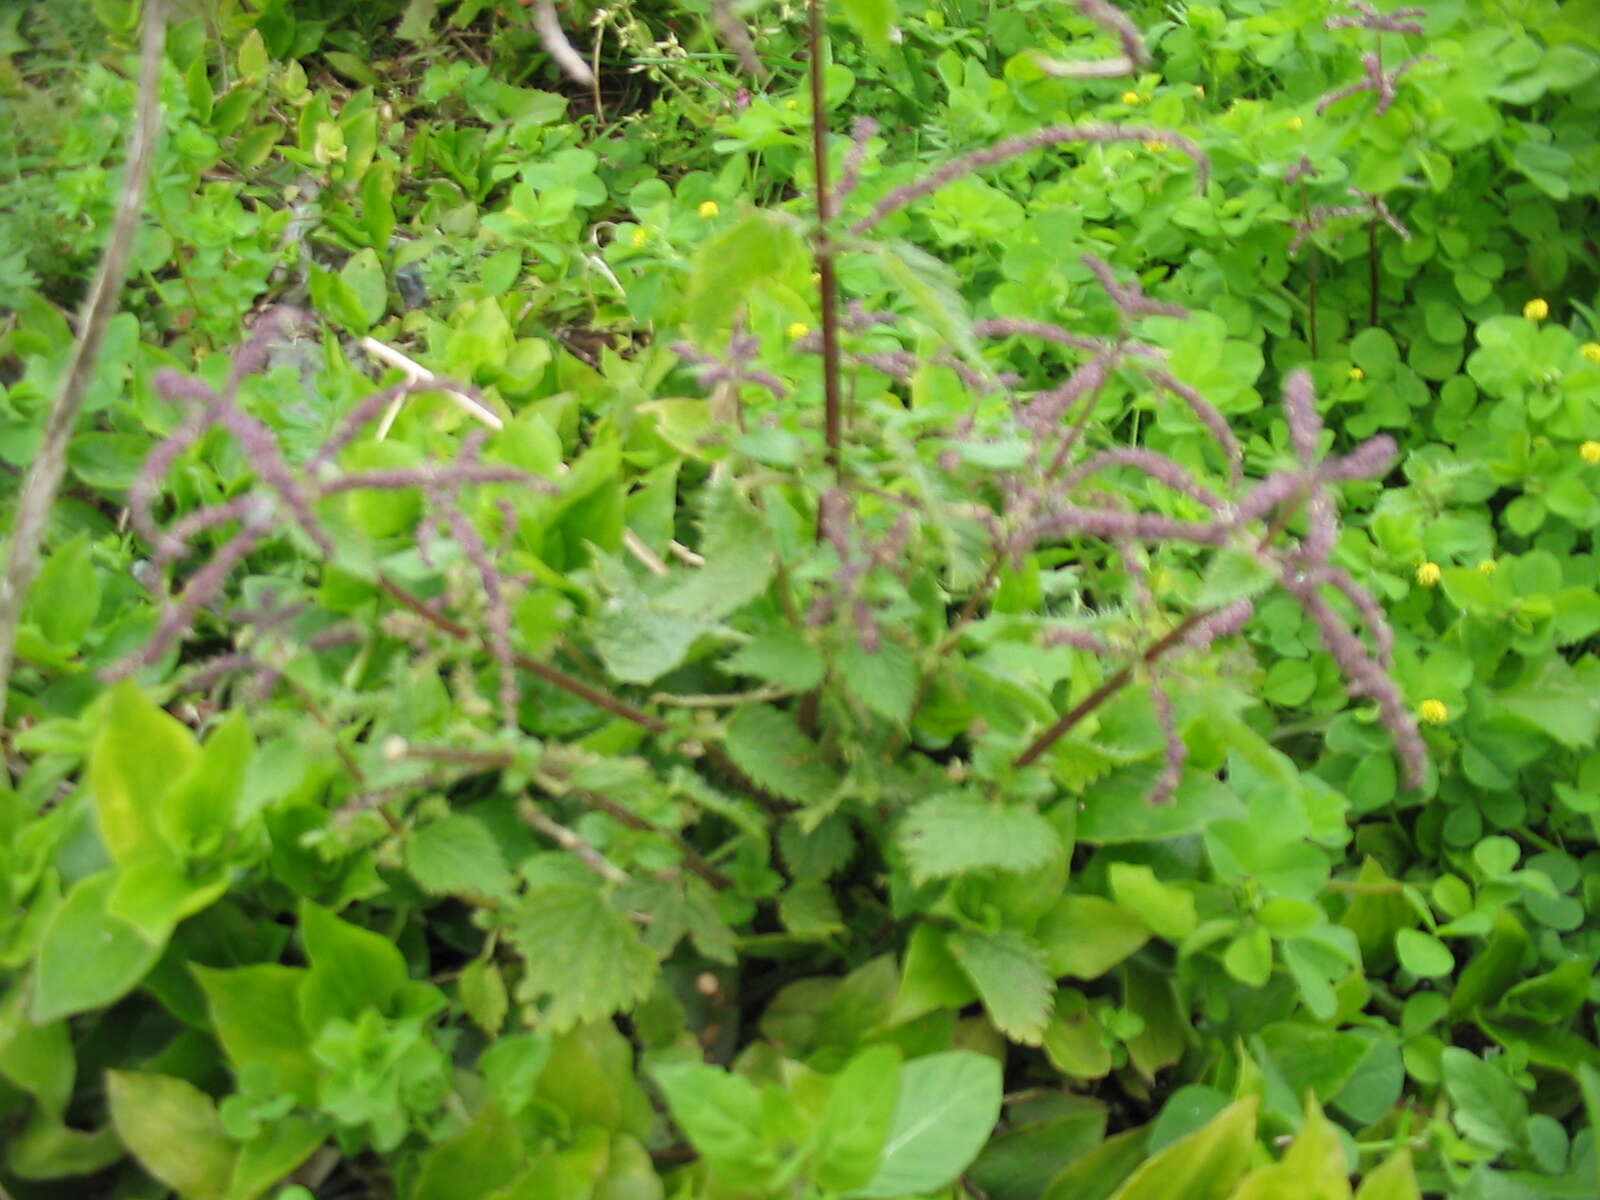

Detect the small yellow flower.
xmin=1524 ymin=298 xmax=1550 ymax=321
xmin=1582 ymin=343 xmax=1600 ymax=364
xmin=1143 ymin=139 xmax=1168 ymax=152
xmin=1349 ymin=366 xmax=1365 ymax=382
xmin=1194 ymin=84 xmax=1206 ymax=99
xmin=697 ymin=200 xmax=720 ymax=219
xmin=1416 ymin=561 xmax=1442 ymax=587
xmin=1477 ymin=558 xmax=1497 ymax=575
xmin=1287 ymin=116 xmax=1304 ymax=131
xmin=1121 ymin=91 xmax=1142 ymax=105
xmin=787 ymin=322 xmax=810 ymax=340
xmin=629 ymin=226 xmax=649 ymax=248
xmin=1582 ymin=441 xmax=1600 ymax=465
xmin=785 ymin=99 xmax=799 ymax=111
xmin=1419 ymin=699 xmax=1449 ymax=725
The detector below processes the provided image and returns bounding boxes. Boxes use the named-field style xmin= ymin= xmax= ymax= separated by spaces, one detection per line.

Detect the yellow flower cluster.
xmin=1121 ymin=91 xmax=1141 ymax=105
xmin=630 ymin=227 xmax=649 ymax=248
xmin=698 ymin=200 xmax=719 ymax=219
xmin=1415 ymin=561 xmax=1442 ymax=587
xmin=1582 ymin=441 xmax=1600 ymax=465
xmin=1419 ymin=699 xmax=1449 ymax=725
xmin=788 ymin=322 xmax=810 ymax=340
xmin=1287 ymin=116 xmax=1304 ymax=131
xmin=1477 ymin=559 xmax=1497 ymax=575
xmin=1524 ymin=298 xmax=1549 ymax=321
xmin=1583 ymin=343 xmax=1600 ymax=364
xmin=1348 ymin=366 xmax=1365 ymax=382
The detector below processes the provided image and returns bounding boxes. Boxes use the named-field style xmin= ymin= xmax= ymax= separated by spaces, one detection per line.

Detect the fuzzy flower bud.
xmin=1419 ymin=699 xmax=1449 ymax=725
xmin=1415 ymin=561 xmax=1442 ymax=587
xmin=1477 ymin=558 xmax=1497 ymax=575
xmin=1524 ymin=298 xmax=1549 ymax=321
xmin=1582 ymin=441 xmax=1600 ymax=465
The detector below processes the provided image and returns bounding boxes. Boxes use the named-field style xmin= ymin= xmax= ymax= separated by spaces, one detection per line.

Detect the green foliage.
xmin=3 ymin=0 xmax=1600 ymax=1196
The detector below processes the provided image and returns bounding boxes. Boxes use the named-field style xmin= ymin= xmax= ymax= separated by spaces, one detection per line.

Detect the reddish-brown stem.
xmin=808 ymin=0 xmax=844 ymax=476
xmin=1013 ymin=610 xmax=1207 ymax=768
xmin=377 ymin=574 xmax=668 ymax=734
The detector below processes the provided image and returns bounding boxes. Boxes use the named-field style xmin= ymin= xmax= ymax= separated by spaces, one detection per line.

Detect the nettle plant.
xmin=18 ymin=1 xmax=1592 ymax=1198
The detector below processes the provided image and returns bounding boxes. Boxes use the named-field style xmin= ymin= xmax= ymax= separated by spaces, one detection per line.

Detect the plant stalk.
xmin=0 ymin=0 xmax=166 ymax=728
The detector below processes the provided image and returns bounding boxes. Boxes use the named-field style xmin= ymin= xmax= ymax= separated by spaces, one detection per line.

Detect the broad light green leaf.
xmin=723 ymin=705 xmax=842 ymax=804
xmin=1107 ymin=863 xmax=1197 ymax=939
xmin=90 ymin=681 xmax=201 ymax=866
xmin=1037 ymin=895 xmax=1150 ymax=979
xmin=840 ymin=0 xmax=897 ymax=58
xmin=686 ymin=211 xmax=805 ymax=336
xmin=948 ymin=930 xmax=1053 ymax=1046
xmin=107 ymin=1071 xmax=236 ymax=1199
xmin=228 ymin=1117 xmax=327 ymax=1200
xmin=1394 ymin=929 xmax=1454 ymax=979
xmin=1042 ymin=1124 xmax=1148 ymax=1200
xmin=1229 ymin=1095 xmax=1349 ymax=1200
xmin=411 ymin=1103 xmax=524 ymax=1200
xmin=27 ymin=533 xmax=101 ymax=650
xmin=1354 ymin=1149 xmax=1422 ymax=1200
xmin=652 ymin=1062 xmax=769 ymax=1170
xmin=898 ymin=792 xmax=1061 ymax=883
xmin=297 ymin=900 xmax=409 ymax=1029
xmin=193 ymin=964 xmax=319 ymax=1103
xmin=1106 ymin=1096 xmax=1257 ymax=1200
xmin=407 ymin=814 xmax=513 ymax=900
xmin=341 ymin=247 xmax=387 ymax=330
xmin=31 ymin=871 xmax=162 ymax=1023
xmin=0 ymin=994 xmax=72 ymax=1117
xmin=1441 ymin=1048 xmax=1529 ymax=1154
xmin=815 ymin=1045 xmax=903 ymax=1191
xmin=107 ymin=858 xmax=230 ymax=944
xmin=850 ymin=1051 xmax=1003 ymax=1198
xmin=892 ymin=923 xmax=977 ymax=1025
xmin=157 ymin=709 xmax=253 ymax=859
xmin=508 ymin=885 xmax=657 ymax=1031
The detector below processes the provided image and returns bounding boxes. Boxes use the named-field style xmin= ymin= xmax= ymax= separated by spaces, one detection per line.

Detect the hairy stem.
xmin=0 ymin=0 xmax=166 ymax=727
xmin=808 ymin=0 xmax=844 ymax=476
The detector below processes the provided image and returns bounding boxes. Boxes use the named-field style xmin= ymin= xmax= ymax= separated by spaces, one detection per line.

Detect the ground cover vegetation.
xmin=0 ymin=0 xmax=1599 ymax=1196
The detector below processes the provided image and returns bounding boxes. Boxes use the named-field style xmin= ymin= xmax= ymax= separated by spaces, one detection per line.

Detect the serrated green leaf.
xmin=406 ymin=814 xmax=513 ymax=900
xmin=838 ymin=638 xmax=919 ymax=724
xmin=508 ymin=885 xmax=658 ymax=1032
xmin=947 ymin=929 xmax=1053 ymax=1045
xmin=723 ymin=705 xmax=842 ymax=804
xmin=664 ymin=482 xmax=775 ymax=621
xmin=723 ymin=628 xmax=825 ymax=690
xmin=898 ymin=792 xmax=1061 ymax=883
